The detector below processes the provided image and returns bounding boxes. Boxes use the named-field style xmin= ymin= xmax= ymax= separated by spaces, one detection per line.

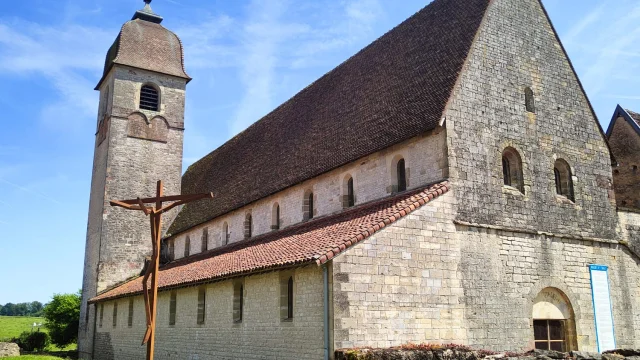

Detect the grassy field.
xmin=0 ymin=316 xmax=44 ymax=340
xmin=0 ymin=316 xmax=77 ymax=351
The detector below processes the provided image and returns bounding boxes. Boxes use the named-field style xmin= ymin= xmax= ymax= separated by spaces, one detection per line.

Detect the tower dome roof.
xmin=96 ymin=7 xmax=190 ymax=89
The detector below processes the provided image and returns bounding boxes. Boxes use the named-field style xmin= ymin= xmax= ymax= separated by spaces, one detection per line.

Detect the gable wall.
xmin=444 ymin=0 xmax=617 ymax=239
xmin=609 ymin=117 xmax=640 ymax=209
xmin=169 ymin=129 xmax=448 ymax=260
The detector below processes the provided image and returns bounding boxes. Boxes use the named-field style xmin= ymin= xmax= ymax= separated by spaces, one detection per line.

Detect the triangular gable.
xmin=606 ymin=104 xmax=640 ymax=138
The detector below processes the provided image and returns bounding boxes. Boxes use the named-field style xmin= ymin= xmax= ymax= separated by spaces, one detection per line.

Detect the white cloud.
xmin=0 ymin=20 xmax=113 ymax=129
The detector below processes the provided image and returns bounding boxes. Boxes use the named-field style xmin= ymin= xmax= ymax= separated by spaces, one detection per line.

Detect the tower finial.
xmin=132 ymin=0 xmax=163 ymax=23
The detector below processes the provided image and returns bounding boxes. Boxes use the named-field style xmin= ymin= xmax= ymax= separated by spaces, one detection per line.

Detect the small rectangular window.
xmin=197 ymin=287 xmax=206 ymax=325
xmin=169 ymin=240 xmax=175 ymax=261
xmin=169 ymin=292 xmax=177 ymax=326
xmin=233 ymin=282 xmax=244 ymax=323
xmin=127 ymin=298 xmax=134 ymax=328
xmin=99 ymin=304 xmax=104 ymax=328
xmin=112 ymin=302 xmax=118 ymax=328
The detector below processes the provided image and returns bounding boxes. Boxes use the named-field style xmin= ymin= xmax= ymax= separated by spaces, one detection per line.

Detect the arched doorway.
xmin=532 ymin=287 xmax=578 ymax=351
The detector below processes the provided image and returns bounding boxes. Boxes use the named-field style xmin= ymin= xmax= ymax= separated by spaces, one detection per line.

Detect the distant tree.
xmin=0 ymin=303 xmax=15 ymax=316
xmin=13 ymin=303 xmax=28 ymax=316
xmin=42 ymin=291 xmax=81 ymax=348
xmin=29 ymin=301 xmax=44 ymax=317
xmin=0 ymin=304 xmax=3 ymax=315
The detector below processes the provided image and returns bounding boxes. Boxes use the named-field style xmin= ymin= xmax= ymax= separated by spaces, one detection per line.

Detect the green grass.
xmin=0 ymin=316 xmax=44 ymax=340
xmin=0 ymin=316 xmax=77 ymax=351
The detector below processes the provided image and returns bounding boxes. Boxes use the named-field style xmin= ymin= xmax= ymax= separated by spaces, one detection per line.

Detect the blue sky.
xmin=0 ymin=0 xmax=638 ymax=304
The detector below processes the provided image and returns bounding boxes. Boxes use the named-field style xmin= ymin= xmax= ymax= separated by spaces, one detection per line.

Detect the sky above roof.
xmin=0 ymin=0 xmax=638 ymax=304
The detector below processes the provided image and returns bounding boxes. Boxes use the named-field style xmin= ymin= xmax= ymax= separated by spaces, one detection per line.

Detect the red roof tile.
xmin=90 ymin=181 xmax=450 ymax=303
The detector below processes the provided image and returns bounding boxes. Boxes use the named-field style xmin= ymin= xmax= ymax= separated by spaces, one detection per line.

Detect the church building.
xmin=78 ymin=0 xmax=640 ymax=359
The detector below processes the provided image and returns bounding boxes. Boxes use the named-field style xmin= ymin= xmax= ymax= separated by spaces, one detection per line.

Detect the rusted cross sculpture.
xmin=110 ymin=180 xmax=213 ymax=360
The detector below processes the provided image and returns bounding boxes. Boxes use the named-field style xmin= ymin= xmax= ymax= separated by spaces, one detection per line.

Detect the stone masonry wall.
xmin=93 ymin=265 xmax=325 ymax=360
xmin=608 ymin=117 xmax=640 ymax=209
xmin=331 ymin=190 xmax=640 ymax=352
xmin=169 ymin=128 xmax=448 ymax=260
xmin=456 ymin=223 xmax=640 ymax=351
xmin=332 ymin=192 xmax=464 ymax=350
xmin=444 ymin=0 xmax=617 ymax=239
xmin=80 ymin=67 xmax=187 ymax=359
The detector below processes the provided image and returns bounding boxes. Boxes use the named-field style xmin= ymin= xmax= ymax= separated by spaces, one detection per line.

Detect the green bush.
xmin=43 ymin=291 xmax=81 ymax=348
xmin=14 ymin=330 xmax=50 ymax=352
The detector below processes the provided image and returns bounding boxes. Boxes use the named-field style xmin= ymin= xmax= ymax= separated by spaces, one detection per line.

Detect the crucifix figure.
xmin=110 ymin=180 xmax=213 ymax=360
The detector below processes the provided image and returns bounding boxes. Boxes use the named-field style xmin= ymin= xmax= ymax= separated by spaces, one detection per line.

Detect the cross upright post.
xmin=110 ymin=180 xmax=213 ymax=360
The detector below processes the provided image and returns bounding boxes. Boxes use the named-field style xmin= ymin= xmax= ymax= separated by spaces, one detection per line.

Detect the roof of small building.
xmin=90 ymin=181 xmax=450 ymax=303
xmin=96 ymin=18 xmax=190 ymax=90
xmin=167 ymin=0 xmax=490 ymax=236
xmin=606 ymin=105 xmax=640 ymax=138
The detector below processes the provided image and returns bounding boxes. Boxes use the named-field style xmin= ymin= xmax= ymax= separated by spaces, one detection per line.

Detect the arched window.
xmin=533 ymin=288 xmax=577 ymax=351
xmin=502 ymin=148 xmax=524 ymax=193
xmin=139 ymin=84 xmax=159 ymax=111
xmin=343 ymin=176 xmax=355 ymax=208
xmin=525 ymin=87 xmax=535 ymax=113
xmin=184 ymin=236 xmax=190 ymax=257
xmin=303 ymin=191 xmax=314 ymax=220
xmin=397 ymin=159 xmax=407 ymax=192
xmin=554 ymin=159 xmax=574 ymax=201
xmin=272 ymin=203 xmax=280 ymax=231
xmin=244 ymin=213 xmax=252 ymax=239
xmin=222 ymin=222 xmax=229 ymax=245
xmin=201 ymin=228 xmax=208 ymax=252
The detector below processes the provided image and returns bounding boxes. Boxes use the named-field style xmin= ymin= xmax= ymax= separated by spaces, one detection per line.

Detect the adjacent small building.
xmin=78 ymin=0 xmax=640 ymax=359
xmin=607 ymin=105 xmax=640 ymax=210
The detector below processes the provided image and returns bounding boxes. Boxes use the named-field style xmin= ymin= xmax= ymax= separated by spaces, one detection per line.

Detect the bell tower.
xmin=78 ymin=1 xmax=190 ymax=358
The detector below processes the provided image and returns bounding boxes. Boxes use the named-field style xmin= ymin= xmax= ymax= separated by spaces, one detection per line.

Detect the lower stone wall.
xmin=331 ymin=193 xmax=640 ymax=352
xmin=93 ymin=265 xmax=325 ymax=360
xmin=457 ymin=223 xmax=640 ymax=351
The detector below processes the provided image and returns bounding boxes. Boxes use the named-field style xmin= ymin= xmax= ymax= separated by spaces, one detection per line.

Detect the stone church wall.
xmin=331 ymin=191 xmax=640 ymax=352
xmin=456 ymin=223 xmax=640 ymax=351
xmin=444 ymin=0 xmax=617 ymax=239
xmin=93 ymin=265 xmax=325 ymax=360
xmin=170 ymin=128 xmax=448 ymax=260
xmin=332 ymin=192 xmax=465 ymax=349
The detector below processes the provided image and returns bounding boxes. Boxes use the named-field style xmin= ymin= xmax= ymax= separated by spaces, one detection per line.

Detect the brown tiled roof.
xmin=90 ymin=181 xmax=450 ymax=303
xmin=627 ymin=109 xmax=640 ymax=127
xmin=96 ymin=19 xmax=190 ymax=89
xmin=168 ymin=0 xmax=490 ymax=235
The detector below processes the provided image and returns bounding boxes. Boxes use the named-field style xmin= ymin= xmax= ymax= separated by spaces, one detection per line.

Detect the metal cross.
xmin=110 ymin=180 xmax=213 ymax=360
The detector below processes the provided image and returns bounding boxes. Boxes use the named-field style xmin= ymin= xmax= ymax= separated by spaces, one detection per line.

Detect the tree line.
xmin=0 ymin=301 xmax=44 ymax=317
